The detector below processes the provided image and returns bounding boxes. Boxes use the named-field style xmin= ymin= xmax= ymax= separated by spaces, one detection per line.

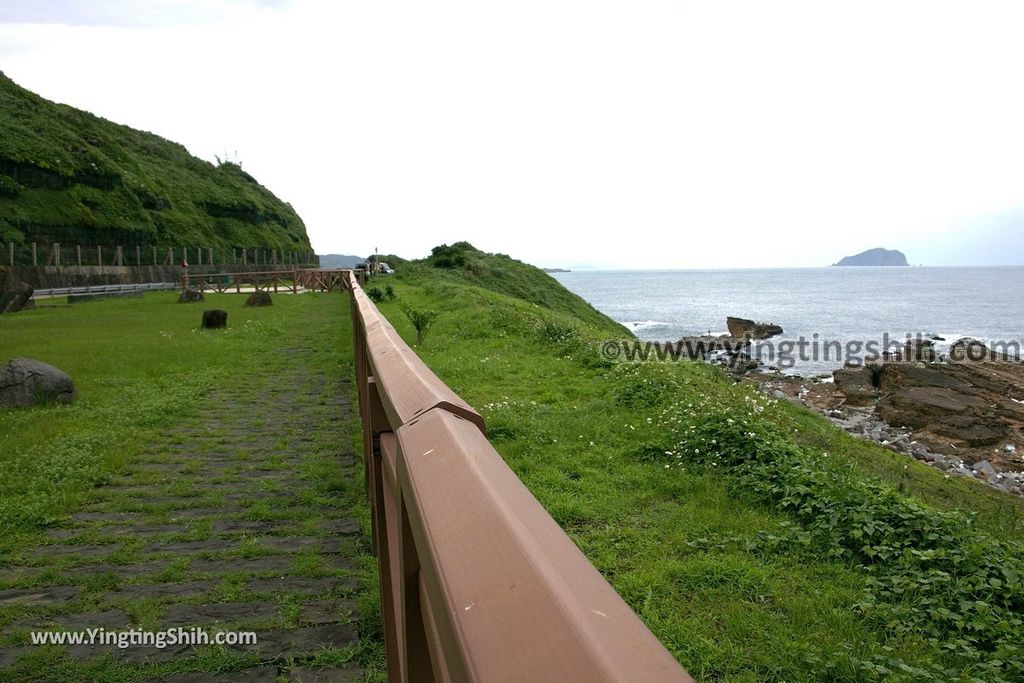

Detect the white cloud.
xmin=2 ymin=0 xmax=1024 ymax=267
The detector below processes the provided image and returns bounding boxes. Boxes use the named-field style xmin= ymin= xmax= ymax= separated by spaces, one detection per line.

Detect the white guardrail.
xmin=31 ymin=282 xmax=180 ymax=299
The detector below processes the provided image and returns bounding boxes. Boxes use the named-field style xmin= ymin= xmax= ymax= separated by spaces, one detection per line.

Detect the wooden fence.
xmin=5 ymin=241 xmax=317 ymax=268
xmin=348 ymin=271 xmax=691 ymax=682
xmin=182 ymin=268 xmax=359 ymax=294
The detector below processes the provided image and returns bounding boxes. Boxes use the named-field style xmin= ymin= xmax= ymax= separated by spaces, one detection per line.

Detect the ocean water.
xmin=552 ymin=267 xmax=1024 ymax=375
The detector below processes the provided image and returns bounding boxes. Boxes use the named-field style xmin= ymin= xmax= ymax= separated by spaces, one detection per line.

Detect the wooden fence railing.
xmin=5 ymin=241 xmax=317 ymax=268
xmin=182 ymin=268 xmax=359 ymax=294
xmin=348 ymin=271 xmax=691 ymax=682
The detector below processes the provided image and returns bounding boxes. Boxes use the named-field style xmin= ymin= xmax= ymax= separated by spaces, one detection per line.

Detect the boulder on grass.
xmin=0 ymin=267 xmax=34 ymax=314
xmin=202 ymin=309 xmax=228 ymax=329
xmin=245 ymin=290 xmax=273 ymax=307
xmin=177 ymin=288 xmax=204 ymax=303
xmin=0 ymin=358 xmax=76 ymax=407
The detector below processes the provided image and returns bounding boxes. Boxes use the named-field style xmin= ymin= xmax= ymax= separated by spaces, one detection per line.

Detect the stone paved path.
xmin=0 ymin=338 xmax=369 ymax=681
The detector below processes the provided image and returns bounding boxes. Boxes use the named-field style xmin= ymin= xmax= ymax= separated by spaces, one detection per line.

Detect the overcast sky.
xmin=3 ymin=0 xmax=1024 ymax=268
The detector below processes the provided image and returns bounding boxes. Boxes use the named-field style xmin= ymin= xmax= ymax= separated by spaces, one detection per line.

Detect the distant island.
xmin=833 ymin=248 xmax=909 ymax=267
xmin=542 ymin=268 xmax=571 ymax=273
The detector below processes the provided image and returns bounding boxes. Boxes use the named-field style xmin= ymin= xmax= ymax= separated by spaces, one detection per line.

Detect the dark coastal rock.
xmin=177 ymin=288 xmax=204 ymax=303
xmin=724 ymin=353 xmax=760 ymax=376
xmin=876 ymin=363 xmax=972 ymax=394
xmin=949 ymin=337 xmax=1019 ymax=362
xmin=201 ymin=309 xmax=228 ymax=329
xmin=904 ymin=339 xmax=938 ymax=362
xmin=245 ymin=290 xmax=273 ymax=307
xmin=878 ymin=386 xmax=990 ymax=429
xmin=0 ymin=267 xmax=34 ymax=314
xmin=657 ymin=335 xmax=750 ymax=359
xmin=833 ymin=365 xmax=880 ymax=406
xmin=824 ymin=349 xmax=1024 ymax=465
xmin=726 ymin=317 xmax=783 ymax=340
xmin=0 ymin=358 xmax=76 ymax=407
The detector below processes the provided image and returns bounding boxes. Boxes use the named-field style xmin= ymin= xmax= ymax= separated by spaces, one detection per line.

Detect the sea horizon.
xmin=552 ymin=265 xmax=1024 ymax=375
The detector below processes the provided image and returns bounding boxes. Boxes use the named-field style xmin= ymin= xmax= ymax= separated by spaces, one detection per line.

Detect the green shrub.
xmin=401 ymin=304 xmax=438 ymax=346
xmin=657 ymin=390 xmax=1024 ymax=680
xmin=366 ymin=287 xmax=384 ymax=303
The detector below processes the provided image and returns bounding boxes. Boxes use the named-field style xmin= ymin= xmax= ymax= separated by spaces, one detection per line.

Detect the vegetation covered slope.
xmin=390 ymin=242 xmax=626 ymax=333
xmin=373 ymin=247 xmax=1024 ymax=682
xmin=0 ymin=72 xmax=310 ymax=251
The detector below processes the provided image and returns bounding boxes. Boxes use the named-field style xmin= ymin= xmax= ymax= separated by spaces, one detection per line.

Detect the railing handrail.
xmin=348 ymin=271 xmax=691 ymax=682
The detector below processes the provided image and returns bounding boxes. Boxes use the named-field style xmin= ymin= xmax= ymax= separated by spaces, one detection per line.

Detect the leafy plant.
xmin=366 ymin=287 xmax=385 ymax=303
xmin=400 ymin=304 xmax=438 ymax=346
xmin=658 ymin=390 xmax=1024 ymax=680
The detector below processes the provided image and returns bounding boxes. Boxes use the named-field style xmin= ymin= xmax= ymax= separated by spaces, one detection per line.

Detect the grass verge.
xmin=369 ymin=263 xmax=1024 ymax=683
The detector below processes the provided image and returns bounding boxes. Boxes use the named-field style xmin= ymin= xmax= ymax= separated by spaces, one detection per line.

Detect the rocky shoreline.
xmin=664 ymin=323 xmax=1024 ymax=496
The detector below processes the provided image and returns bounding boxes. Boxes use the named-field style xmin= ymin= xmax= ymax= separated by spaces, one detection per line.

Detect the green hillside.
xmin=0 ymin=72 xmax=310 ymax=252
xmin=389 ymin=242 xmax=627 ymax=334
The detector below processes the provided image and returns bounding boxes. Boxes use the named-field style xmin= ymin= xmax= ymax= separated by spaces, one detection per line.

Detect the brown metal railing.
xmin=348 ymin=272 xmax=692 ymax=682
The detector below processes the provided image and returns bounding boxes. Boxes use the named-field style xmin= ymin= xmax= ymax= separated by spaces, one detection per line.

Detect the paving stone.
xmin=299 ymin=600 xmax=357 ymax=625
xmin=258 ymin=537 xmax=346 ymax=554
xmin=188 ymin=555 xmax=293 ymax=574
xmin=118 ymin=525 xmax=187 ymax=537
xmin=146 ymin=540 xmax=238 ymax=554
xmin=66 ymin=640 xmax=194 ymax=663
xmin=232 ymin=624 xmax=357 ymax=658
xmin=144 ymin=666 xmax=279 ymax=683
xmin=130 ymin=496 xmax=205 ymax=506
xmin=9 ymin=609 xmax=133 ymax=632
xmin=107 ymin=483 xmax=165 ymax=492
xmin=64 ymin=561 xmax=167 ymax=580
xmin=165 ymin=508 xmax=241 ymax=520
xmin=0 ymin=645 xmax=35 ymax=667
xmin=289 ymin=666 xmax=362 ymax=683
xmin=211 ymin=520 xmax=283 ymax=534
xmin=0 ymin=585 xmax=79 ymax=605
xmin=106 ymin=580 xmax=216 ymax=601
xmin=162 ymin=601 xmax=280 ymax=627
xmin=246 ymin=577 xmax=356 ymax=596
xmin=319 ymin=519 xmax=359 ymax=535
xmin=133 ymin=463 xmax=189 ymax=472
xmin=45 ymin=528 xmax=89 ymax=541
xmin=31 ymin=544 xmax=122 ymax=559
xmin=71 ymin=511 xmax=139 ymax=523
xmin=222 ymin=492 xmax=295 ymax=503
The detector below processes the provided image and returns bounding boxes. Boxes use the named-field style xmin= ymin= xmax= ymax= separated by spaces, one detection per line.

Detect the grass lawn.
xmin=0 ymin=292 xmax=384 ymax=681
